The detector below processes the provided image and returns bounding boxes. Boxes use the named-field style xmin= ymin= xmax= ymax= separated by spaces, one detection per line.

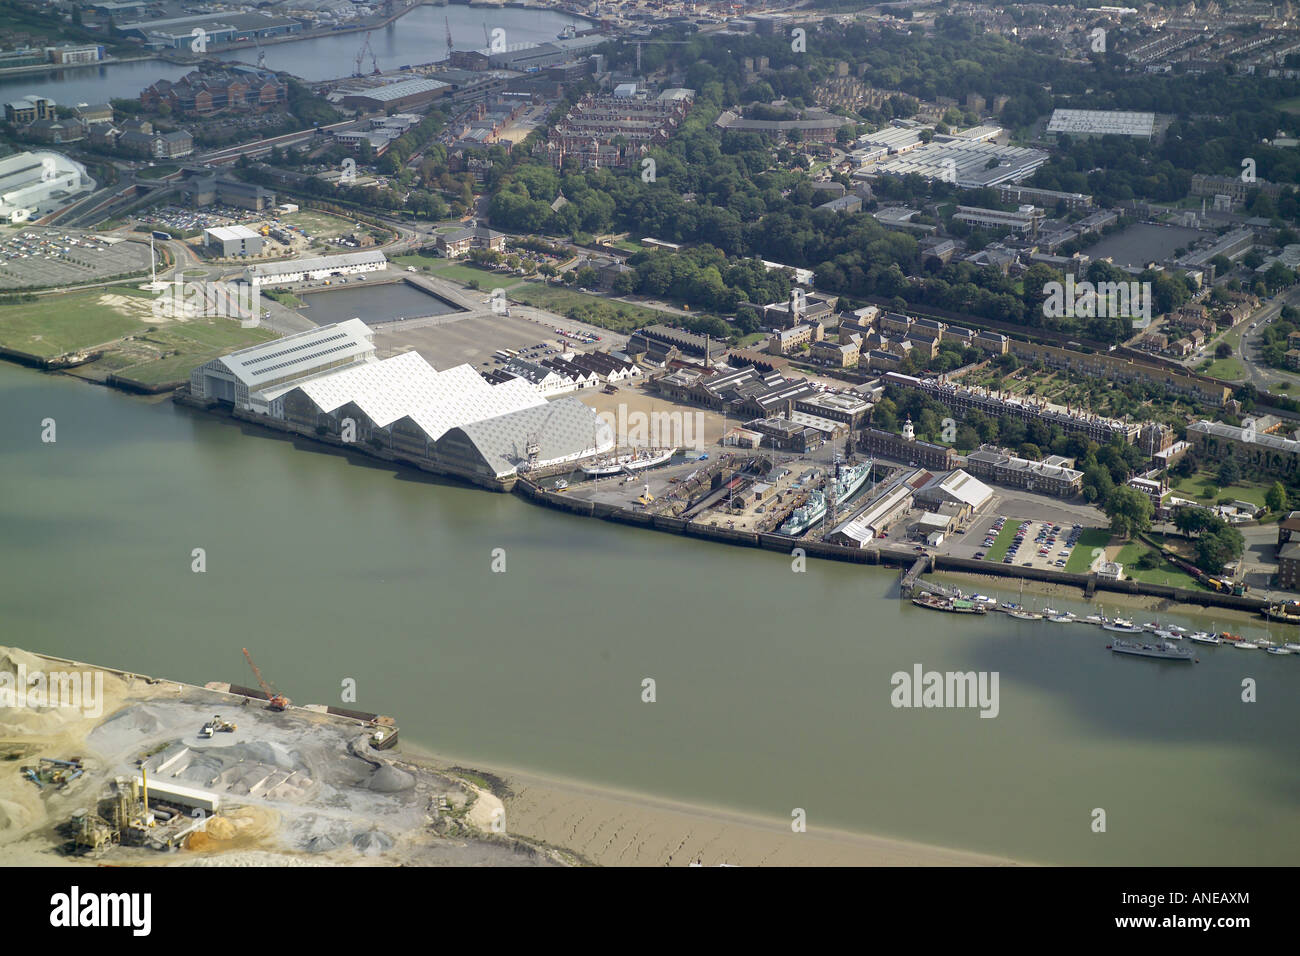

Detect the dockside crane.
xmin=445 ymin=15 xmax=454 ymax=58
xmin=242 ymin=647 xmax=289 ymax=711
xmin=355 ymin=32 xmax=379 ymax=77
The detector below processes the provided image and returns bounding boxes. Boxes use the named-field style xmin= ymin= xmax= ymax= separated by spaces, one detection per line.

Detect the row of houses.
xmin=141 ymin=68 xmax=288 ymax=116
xmin=547 ymin=89 xmax=694 ymax=170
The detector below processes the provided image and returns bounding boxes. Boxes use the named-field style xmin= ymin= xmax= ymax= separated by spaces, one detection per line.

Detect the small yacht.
xmin=1188 ymin=632 xmax=1221 ymax=645
xmin=1234 ymin=640 xmax=1260 ymax=650
xmin=1265 ymin=646 xmax=1293 ymax=656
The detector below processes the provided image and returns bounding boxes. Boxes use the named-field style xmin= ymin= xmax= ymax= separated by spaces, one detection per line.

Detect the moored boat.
xmin=1189 ymin=632 xmax=1221 ymax=645
xmin=1234 ymin=640 xmax=1260 ymax=650
xmin=1266 ymin=646 xmax=1294 ymax=655
xmin=1108 ymin=638 xmax=1196 ymax=662
xmin=1103 ymin=618 xmax=1144 ymax=634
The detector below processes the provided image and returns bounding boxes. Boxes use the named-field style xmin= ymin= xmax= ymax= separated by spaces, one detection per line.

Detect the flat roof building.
xmin=1046 ymin=109 xmax=1156 ymax=139
xmin=245 ymin=250 xmax=387 ymax=288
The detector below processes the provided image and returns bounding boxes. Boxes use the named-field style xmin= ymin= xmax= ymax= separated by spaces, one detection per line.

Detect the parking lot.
xmin=138 ymin=203 xmax=261 ymax=234
xmin=374 ymin=311 xmax=575 ymax=370
xmin=972 ymin=518 xmax=1088 ymax=571
xmin=0 ymin=228 xmax=153 ymax=289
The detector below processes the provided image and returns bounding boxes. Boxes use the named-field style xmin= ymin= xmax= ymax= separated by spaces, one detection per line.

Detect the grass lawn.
xmin=0 ymin=289 xmax=154 ymax=358
xmin=136 ymin=165 xmax=178 ymax=180
xmin=1113 ymin=540 xmax=1205 ymax=589
xmin=281 ymin=210 xmax=361 ymax=239
xmin=610 ymin=238 xmax=643 ymax=253
xmin=430 ymin=262 xmax=519 ymax=287
xmin=505 ymin=282 xmax=672 ymax=333
xmin=1063 ymin=528 xmax=1114 ymax=573
xmin=984 ymin=523 xmax=1021 ymax=563
xmin=1206 ymin=356 xmax=1246 ymax=380
xmin=1169 ymin=468 xmax=1272 ymax=510
xmin=109 ymin=319 xmax=276 ymax=387
xmin=1276 ymin=95 xmax=1300 ymax=115
xmin=735 ymin=331 xmax=767 ymax=348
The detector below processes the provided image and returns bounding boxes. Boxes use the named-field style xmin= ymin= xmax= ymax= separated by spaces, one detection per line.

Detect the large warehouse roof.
xmin=452 ymin=396 xmax=615 ymax=478
xmin=1046 ymin=109 xmax=1155 ymax=137
xmin=218 ymin=317 xmax=374 ymax=390
xmin=283 ymin=349 xmax=548 ymax=439
xmin=873 ymin=140 xmax=1048 ymax=188
xmin=247 ymin=250 xmax=387 ymax=280
xmin=348 ymin=78 xmax=449 ymax=103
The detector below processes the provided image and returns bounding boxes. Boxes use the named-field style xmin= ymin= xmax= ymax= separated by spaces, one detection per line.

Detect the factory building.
xmin=1046 ymin=109 xmax=1157 ymax=140
xmin=339 ymin=78 xmax=450 ymax=113
xmin=872 ymin=140 xmax=1048 ymax=188
xmin=203 ymin=224 xmax=264 ymax=257
xmin=190 ymin=318 xmax=377 ymax=411
xmin=190 ymin=323 xmax=614 ymax=485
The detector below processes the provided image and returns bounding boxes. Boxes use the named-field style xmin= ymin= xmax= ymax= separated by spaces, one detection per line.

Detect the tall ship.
xmin=1108 ymin=638 xmax=1196 ymax=662
xmin=832 ymin=460 xmax=872 ymax=504
xmin=580 ymin=447 xmax=676 ymax=477
xmin=778 ymin=489 xmax=826 ymax=537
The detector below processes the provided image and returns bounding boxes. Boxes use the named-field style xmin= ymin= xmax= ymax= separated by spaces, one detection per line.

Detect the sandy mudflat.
xmin=402 ymin=747 xmax=1016 ymax=867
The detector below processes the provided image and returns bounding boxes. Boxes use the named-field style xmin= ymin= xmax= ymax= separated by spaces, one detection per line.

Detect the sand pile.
xmin=352 ymin=829 xmax=393 ymax=856
xmin=367 ymin=765 xmax=414 ymax=793
xmin=0 ymin=647 xmax=127 ymax=738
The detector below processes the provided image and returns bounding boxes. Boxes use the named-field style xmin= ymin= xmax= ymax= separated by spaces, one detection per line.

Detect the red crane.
xmin=242 ymin=648 xmax=289 ymax=711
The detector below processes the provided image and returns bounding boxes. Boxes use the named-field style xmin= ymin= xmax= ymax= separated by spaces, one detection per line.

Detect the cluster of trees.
xmin=1172 ymin=507 xmax=1247 ymax=575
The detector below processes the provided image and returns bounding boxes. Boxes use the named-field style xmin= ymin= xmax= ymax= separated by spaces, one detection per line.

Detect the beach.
xmin=400 ymin=744 xmax=1018 ymax=867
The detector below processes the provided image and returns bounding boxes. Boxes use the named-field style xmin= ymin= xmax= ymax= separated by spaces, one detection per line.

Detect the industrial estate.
xmin=3 ymin=0 xmax=1300 ymax=872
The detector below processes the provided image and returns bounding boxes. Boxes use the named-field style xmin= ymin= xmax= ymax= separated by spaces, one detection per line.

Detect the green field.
xmin=0 ymin=289 xmax=153 ymax=358
xmin=108 ymin=319 xmax=276 ymax=388
xmin=507 ymin=282 xmax=689 ymax=333
xmin=1063 ymin=528 xmax=1114 ymax=573
xmin=136 ymin=165 xmax=178 ymax=180
xmin=1169 ymin=468 xmax=1272 ymax=510
xmin=1276 ymin=95 xmax=1300 ymax=115
xmin=1206 ymin=356 xmax=1246 ymax=380
xmin=0 ymin=288 xmax=275 ymax=387
xmin=1113 ymin=540 xmax=1206 ymax=589
xmin=281 ymin=210 xmax=368 ymax=240
xmin=429 ymin=262 xmax=515 ymax=287
xmin=983 ymin=523 xmax=1021 ymax=563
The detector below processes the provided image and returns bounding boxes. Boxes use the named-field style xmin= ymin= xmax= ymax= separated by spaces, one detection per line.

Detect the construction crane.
xmin=355 ymin=32 xmax=379 ymax=77
xmin=253 ymin=33 xmax=266 ymax=71
xmin=242 ymin=647 xmax=289 ymax=711
xmin=445 ymin=15 xmax=454 ymax=58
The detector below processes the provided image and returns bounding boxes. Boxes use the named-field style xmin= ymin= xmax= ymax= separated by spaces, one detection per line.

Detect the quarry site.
xmin=0 ymin=647 xmax=568 ymax=867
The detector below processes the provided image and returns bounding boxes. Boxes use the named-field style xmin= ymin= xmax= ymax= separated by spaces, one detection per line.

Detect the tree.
xmin=1215 ymin=341 xmax=1232 ymax=359
xmin=1266 ymin=481 xmax=1288 ymax=514
xmin=1103 ymin=485 xmax=1154 ymax=539
xmin=1195 ymin=526 xmax=1244 ymax=575
xmin=1218 ymin=459 xmax=1240 ymax=486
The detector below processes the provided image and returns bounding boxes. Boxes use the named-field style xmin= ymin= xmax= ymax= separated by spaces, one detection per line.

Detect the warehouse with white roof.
xmin=1046 ymin=109 xmax=1156 ymax=139
xmin=245 ymin=250 xmax=387 ymax=287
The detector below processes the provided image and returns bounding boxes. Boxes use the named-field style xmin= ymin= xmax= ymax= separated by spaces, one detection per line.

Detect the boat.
xmin=1043 ymin=608 xmax=1059 ymax=617
xmin=553 ymin=479 xmax=568 ymax=490
xmin=1103 ymin=618 xmax=1144 ymax=634
xmin=1219 ymin=631 xmax=1242 ymax=642
xmin=1108 ymin=638 xmax=1196 ymax=662
xmin=1006 ymin=609 xmax=1043 ymax=621
xmin=1153 ymin=629 xmax=1180 ymax=641
xmin=1266 ymin=646 xmax=1294 ymax=655
xmin=912 ymin=593 xmax=986 ymax=615
xmin=832 ymin=460 xmax=872 ymax=505
xmin=1167 ymin=625 xmax=1190 ymax=638
xmin=778 ymin=489 xmax=826 ymax=537
xmin=1049 ymin=614 xmax=1075 ymax=623
xmin=1234 ymin=641 xmax=1260 ymax=650
xmin=1264 ymin=600 xmax=1300 ymax=623
xmin=1188 ymin=632 xmax=1221 ymax=645
xmin=1284 ymin=643 xmax=1300 ymax=652
xmin=581 ymin=447 xmax=676 ymax=477
xmin=1000 ymin=602 xmax=1022 ymax=611
xmin=1084 ymin=614 xmax=1104 ymax=625
xmin=971 ymin=593 xmax=998 ymax=607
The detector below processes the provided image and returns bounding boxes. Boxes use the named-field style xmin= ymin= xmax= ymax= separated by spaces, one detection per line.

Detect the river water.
xmin=0 ymin=6 xmax=589 ymax=104
xmin=2 ymin=361 xmax=1297 ymax=865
